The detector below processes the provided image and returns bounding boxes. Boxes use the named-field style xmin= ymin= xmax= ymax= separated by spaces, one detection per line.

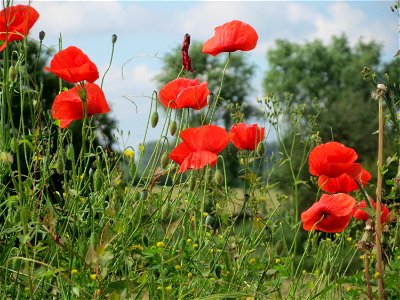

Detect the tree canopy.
xmin=263 ymin=35 xmax=395 ymax=160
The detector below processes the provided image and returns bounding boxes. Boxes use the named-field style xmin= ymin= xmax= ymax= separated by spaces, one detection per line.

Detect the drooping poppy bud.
xmin=182 ymin=33 xmax=194 ymax=72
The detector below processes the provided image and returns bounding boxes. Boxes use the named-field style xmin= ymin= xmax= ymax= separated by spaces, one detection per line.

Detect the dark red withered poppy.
xmin=182 ymin=33 xmax=193 ymax=72
xmin=309 ymin=142 xmax=361 ymax=178
xmin=230 ymin=123 xmax=265 ymax=151
xmin=301 ymin=193 xmax=356 ymax=233
xmin=318 ymin=168 xmax=371 ymax=194
xmin=0 ymin=5 xmax=39 ymax=51
xmin=352 ymin=200 xmax=390 ymax=224
xmin=45 ymin=46 xmax=99 ymax=84
xmin=51 ymin=83 xmax=110 ymax=128
xmin=169 ymin=125 xmax=231 ymax=173
xmin=159 ymin=78 xmax=210 ymax=110
xmin=202 ymin=20 xmax=258 ymax=56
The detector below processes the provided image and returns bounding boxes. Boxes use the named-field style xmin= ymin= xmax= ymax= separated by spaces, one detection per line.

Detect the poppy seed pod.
xmin=151 ymin=111 xmax=159 ymax=128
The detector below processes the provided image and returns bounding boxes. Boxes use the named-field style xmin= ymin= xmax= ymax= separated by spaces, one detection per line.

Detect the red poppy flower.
xmin=45 ymin=46 xmax=99 ymax=84
xmin=230 ymin=123 xmax=265 ymax=151
xmin=51 ymin=83 xmax=110 ymax=128
xmin=352 ymin=200 xmax=390 ymax=224
xmin=169 ymin=125 xmax=231 ymax=173
xmin=202 ymin=20 xmax=258 ymax=56
xmin=0 ymin=5 xmax=39 ymax=51
xmin=309 ymin=142 xmax=361 ymax=178
xmin=318 ymin=168 xmax=371 ymax=194
xmin=301 ymin=193 xmax=356 ymax=233
xmin=159 ymin=78 xmax=210 ymax=110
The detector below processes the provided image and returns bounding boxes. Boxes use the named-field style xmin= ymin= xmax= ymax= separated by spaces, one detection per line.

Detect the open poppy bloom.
xmin=159 ymin=78 xmax=210 ymax=110
xmin=202 ymin=20 xmax=258 ymax=56
xmin=0 ymin=5 xmax=39 ymax=52
xmin=318 ymin=167 xmax=371 ymax=194
xmin=169 ymin=125 xmax=231 ymax=173
xmin=230 ymin=123 xmax=265 ymax=151
xmin=51 ymin=83 xmax=110 ymax=128
xmin=309 ymin=142 xmax=361 ymax=178
xmin=352 ymin=200 xmax=390 ymax=224
xmin=45 ymin=46 xmax=99 ymax=84
xmin=301 ymin=193 xmax=356 ymax=233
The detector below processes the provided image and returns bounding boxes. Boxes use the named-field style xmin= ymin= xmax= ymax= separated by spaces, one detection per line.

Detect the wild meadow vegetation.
xmin=1 ymin=2 xmax=400 ymax=299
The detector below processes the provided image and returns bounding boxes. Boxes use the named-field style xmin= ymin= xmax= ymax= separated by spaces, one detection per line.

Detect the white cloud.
xmin=310 ymin=2 xmax=396 ymax=55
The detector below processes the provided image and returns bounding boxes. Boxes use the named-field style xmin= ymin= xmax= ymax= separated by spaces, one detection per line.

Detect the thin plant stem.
xmin=375 ymin=89 xmax=385 ymax=299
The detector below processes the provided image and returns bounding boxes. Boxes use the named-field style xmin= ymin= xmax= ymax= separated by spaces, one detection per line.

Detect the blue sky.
xmin=27 ymin=1 xmax=399 ymax=150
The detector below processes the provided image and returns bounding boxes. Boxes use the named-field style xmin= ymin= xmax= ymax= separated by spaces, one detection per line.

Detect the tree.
xmin=263 ymin=35 xmax=389 ymax=160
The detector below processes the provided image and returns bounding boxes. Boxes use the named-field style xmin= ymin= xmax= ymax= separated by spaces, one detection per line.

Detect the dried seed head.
xmin=377 ymin=84 xmax=387 ymax=92
xmin=0 ymin=151 xmax=13 ymax=165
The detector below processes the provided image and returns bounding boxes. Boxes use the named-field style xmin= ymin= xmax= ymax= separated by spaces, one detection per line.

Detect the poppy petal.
xmin=202 ymin=20 xmax=258 ymax=56
xmin=51 ymin=83 xmax=110 ymax=128
xmin=0 ymin=5 xmax=39 ymax=46
xmin=309 ymin=142 xmax=358 ymax=178
xmin=180 ymin=125 xmax=231 ymax=153
xmin=353 ymin=200 xmax=390 ymax=224
xmin=178 ymin=150 xmax=218 ymax=173
xmin=169 ymin=142 xmax=192 ymax=165
xmin=45 ymin=46 xmax=99 ymax=83
xmin=84 ymin=83 xmax=110 ymax=115
xmin=318 ymin=168 xmax=371 ymax=194
xmin=230 ymin=123 xmax=265 ymax=151
xmin=159 ymin=78 xmax=200 ymax=109
xmin=301 ymin=193 xmax=355 ymax=232
xmin=176 ymin=82 xmax=210 ymax=110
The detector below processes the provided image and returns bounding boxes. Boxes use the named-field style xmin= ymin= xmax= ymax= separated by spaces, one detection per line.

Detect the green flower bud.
xmin=66 ymin=145 xmax=74 ymax=161
xmin=189 ymin=175 xmax=196 ymax=191
xmin=257 ymin=142 xmax=265 ymax=156
xmin=8 ymin=65 xmax=17 ymax=82
xmin=93 ymin=169 xmax=103 ymax=192
xmin=39 ymin=30 xmax=45 ymax=42
xmin=161 ymin=152 xmax=169 ymax=169
xmin=151 ymin=111 xmax=159 ymax=128
xmin=55 ymin=149 xmax=65 ymax=174
xmin=111 ymin=34 xmax=117 ymax=44
xmin=275 ymin=240 xmax=284 ymax=255
xmin=214 ymin=170 xmax=224 ymax=185
xmin=169 ymin=120 xmax=177 ymax=136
